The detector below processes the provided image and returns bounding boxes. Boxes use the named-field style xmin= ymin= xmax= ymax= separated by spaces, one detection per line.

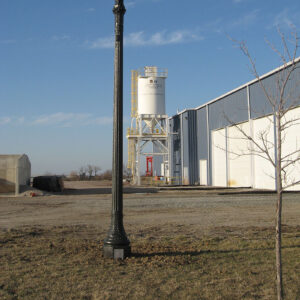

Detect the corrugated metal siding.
xmin=188 ymin=110 xmax=198 ymax=185
xmin=249 ymin=78 xmax=274 ymax=119
xmin=168 ymin=119 xmax=174 ymax=180
xmin=208 ymin=88 xmax=248 ymax=130
xmin=250 ymin=61 xmax=300 ymax=119
xmin=196 ymin=106 xmax=209 ymax=184
xmin=283 ymin=62 xmax=300 ymax=109
xmin=196 ymin=107 xmax=208 ymax=184
xmin=212 ymin=128 xmax=227 ymax=186
xmin=227 ymin=122 xmax=251 ymax=187
xmin=281 ymin=106 xmax=300 ymax=190
xmin=207 ymin=105 xmax=212 ymax=185
xmin=181 ymin=112 xmax=190 ymax=185
xmin=207 ymin=90 xmax=248 ymax=186
xmin=197 ymin=107 xmax=208 ymax=159
xmin=252 ymin=115 xmax=275 ymax=189
xmin=170 ymin=115 xmax=181 ymax=184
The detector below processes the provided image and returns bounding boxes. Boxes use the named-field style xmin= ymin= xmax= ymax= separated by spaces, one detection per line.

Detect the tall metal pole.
xmin=103 ymin=0 xmax=131 ymax=259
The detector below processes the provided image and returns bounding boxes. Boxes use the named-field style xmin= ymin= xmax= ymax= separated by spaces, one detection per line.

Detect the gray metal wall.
xmin=208 ymin=88 xmax=248 ymax=130
xmin=284 ymin=64 xmax=300 ymax=108
xmin=187 ymin=110 xmax=198 ymax=185
xmin=180 ymin=110 xmax=198 ymax=185
xmin=169 ymin=110 xmax=198 ymax=185
xmin=250 ymin=61 xmax=300 ymax=119
xmin=197 ymin=107 xmax=208 ymax=160
xmin=181 ymin=112 xmax=189 ymax=184
xmin=169 ymin=115 xmax=181 ymax=184
xmin=284 ymin=64 xmax=300 ymax=109
xmin=249 ymin=76 xmax=275 ymax=119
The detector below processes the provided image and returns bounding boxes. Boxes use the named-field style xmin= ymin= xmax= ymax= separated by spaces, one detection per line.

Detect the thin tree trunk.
xmin=276 ymin=113 xmax=283 ymax=300
xmin=276 ymin=189 xmax=283 ymax=300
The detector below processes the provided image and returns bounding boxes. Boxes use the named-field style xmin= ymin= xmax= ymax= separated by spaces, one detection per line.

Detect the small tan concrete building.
xmin=0 ymin=154 xmax=31 ymax=195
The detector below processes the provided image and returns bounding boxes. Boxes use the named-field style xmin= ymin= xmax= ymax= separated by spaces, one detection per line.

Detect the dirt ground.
xmin=1 ymin=181 xmax=300 ymax=231
xmin=0 ymin=181 xmax=300 ymax=299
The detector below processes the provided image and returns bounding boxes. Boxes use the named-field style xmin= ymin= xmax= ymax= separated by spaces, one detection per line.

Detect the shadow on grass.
xmin=61 ymin=187 xmax=158 ymax=195
xmin=131 ymin=244 xmax=300 ymax=258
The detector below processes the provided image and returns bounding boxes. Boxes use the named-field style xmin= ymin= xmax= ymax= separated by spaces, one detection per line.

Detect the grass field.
xmin=1 ymin=224 xmax=300 ymax=299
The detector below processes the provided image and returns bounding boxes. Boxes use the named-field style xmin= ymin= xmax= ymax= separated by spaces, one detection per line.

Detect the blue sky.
xmin=0 ymin=0 xmax=299 ymax=175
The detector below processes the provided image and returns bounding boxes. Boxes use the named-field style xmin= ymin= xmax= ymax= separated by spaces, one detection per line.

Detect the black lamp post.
xmin=103 ymin=0 xmax=131 ymax=259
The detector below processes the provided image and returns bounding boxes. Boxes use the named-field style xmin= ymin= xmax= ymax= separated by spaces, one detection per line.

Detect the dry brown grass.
xmin=0 ymin=224 xmax=300 ymax=300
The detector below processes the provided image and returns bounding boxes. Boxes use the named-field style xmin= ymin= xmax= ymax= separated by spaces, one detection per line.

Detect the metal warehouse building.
xmin=169 ymin=58 xmax=300 ymax=190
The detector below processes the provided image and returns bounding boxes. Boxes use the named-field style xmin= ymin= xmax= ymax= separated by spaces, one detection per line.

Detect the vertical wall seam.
xmin=247 ymin=85 xmax=255 ymax=188
xmin=188 ymin=112 xmax=191 ymax=184
xmin=190 ymin=111 xmax=198 ymax=185
xmin=206 ymin=105 xmax=210 ymax=185
xmin=192 ymin=111 xmax=198 ymax=184
xmin=225 ymin=126 xmax=229 ymax=187
xmin=194 ymin=111 xmax=198 ymax=184
xmin=180 ymin=114 xmax=184 ymax=185
xmin=273 ymin=113 xmax=278 ymax=191
xmin=168 ymin=119 xmax=172 ymax=182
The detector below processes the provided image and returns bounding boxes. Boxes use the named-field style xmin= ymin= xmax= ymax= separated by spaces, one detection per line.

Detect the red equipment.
xmin=146 ymin=156 xmax=153 ymax=177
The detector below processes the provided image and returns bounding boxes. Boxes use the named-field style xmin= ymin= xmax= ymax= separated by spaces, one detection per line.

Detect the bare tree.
xmin=79 ymin=166 xmax=87 ymax=180
xmin=87 ymin=165 xmax=94 ymax=179
xmin=93 ymin=165 xmax=101 ymax=177
xmin=226 ymin=28 xmax=300 ymax=300
xmin=78 ymin=165 xmax=101 ymax=180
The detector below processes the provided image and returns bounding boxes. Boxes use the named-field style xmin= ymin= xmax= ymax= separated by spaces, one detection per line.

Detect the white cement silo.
xmin=137 ymin=66 xmax=167 ymax=116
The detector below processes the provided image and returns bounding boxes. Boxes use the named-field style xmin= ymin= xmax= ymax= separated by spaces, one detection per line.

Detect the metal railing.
xmin=138 ymin=67 xmax=168 ymax=78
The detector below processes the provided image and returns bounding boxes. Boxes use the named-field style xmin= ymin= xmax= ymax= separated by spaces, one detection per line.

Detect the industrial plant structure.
xmin=127 ymin=66 xmax=169 ymax=185
xmin=127 ymin=58 xmax=300 ymax=190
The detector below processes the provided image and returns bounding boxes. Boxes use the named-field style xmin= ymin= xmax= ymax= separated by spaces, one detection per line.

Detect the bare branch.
xmin=282 ymin=179 xmax=300 ymax=190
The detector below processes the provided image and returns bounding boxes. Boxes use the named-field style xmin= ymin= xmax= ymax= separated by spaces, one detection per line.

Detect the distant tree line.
xmin=67 ymin=165 xmax=103 ymax=181
xmin=66 ymin=165 xmax=131 ymax=181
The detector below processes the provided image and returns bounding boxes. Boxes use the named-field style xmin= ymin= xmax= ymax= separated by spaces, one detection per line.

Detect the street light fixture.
xmin=103 ymin=0 xmax=131 ymax=259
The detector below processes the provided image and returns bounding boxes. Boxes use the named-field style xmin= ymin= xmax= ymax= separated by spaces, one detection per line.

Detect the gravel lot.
xmin=1 ymin=181 xmax=299 ymax=232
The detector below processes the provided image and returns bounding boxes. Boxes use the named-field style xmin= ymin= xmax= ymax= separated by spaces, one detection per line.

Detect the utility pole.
xmin=103 ymin=0 xmax=131 ymax=259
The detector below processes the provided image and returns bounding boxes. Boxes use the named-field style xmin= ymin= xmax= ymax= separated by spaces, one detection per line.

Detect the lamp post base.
xmin=103 ymin=244 xmax=131 ymax=259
